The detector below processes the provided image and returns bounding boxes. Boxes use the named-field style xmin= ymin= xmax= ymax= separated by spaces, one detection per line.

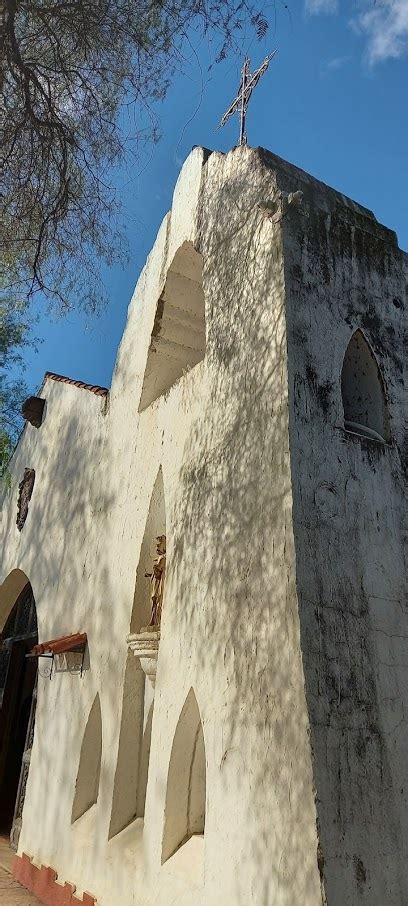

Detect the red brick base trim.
xmin=13 ymin=852 xmax=96 ymax=905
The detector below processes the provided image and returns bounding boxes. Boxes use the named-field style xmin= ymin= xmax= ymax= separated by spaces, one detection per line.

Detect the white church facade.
xmin=0 ymin=145 xmax=406 ymax=906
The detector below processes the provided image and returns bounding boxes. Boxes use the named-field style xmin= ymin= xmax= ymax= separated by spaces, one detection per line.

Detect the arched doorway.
xmin=0 ymin=577 xmax=38 ymax=847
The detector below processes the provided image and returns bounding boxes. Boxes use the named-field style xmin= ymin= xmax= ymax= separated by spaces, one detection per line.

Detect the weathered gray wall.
xmin=269 ymin=147 xmax=407 ymax=904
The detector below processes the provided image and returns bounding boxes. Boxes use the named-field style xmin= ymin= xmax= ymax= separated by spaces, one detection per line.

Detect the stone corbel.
xmin=127 ymin=628 xmax=160 ymax=688
xmin=257 ymin=189 xmax=304 ymax=223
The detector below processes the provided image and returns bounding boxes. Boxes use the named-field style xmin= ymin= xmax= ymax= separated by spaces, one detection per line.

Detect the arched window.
xmin=71 ymin=694 xmax=102 ymax=822
xmin=139 ymin=242 xmax=205 ymax=411
xmin=341 ymin=329 xmax=390 ymax=443
xmin=162 ymin=688 xmax=206 ymax=864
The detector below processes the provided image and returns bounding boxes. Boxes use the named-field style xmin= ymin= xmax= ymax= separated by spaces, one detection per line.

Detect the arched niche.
xmin=71 ymin=693 xmax=102 ymax=823
xmin=109 ymin=468 xmax=165 ymax=837
xmin=131 ymin=466 xmax=166 ymax=634
xmin=341 ymin=329 xmax=390 ymax=443
xmin=139 ymin=242 xmax=205 ymax=411
xmin=108 ymin=651 xmax=145 ymax=838
xmin=162 ymin=688 xmax=206 ymax=864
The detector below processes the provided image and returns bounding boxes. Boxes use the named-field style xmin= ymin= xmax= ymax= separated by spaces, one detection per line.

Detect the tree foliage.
xmin=1 ymin=0 xmax=268 ymax=311
xmin=0 ymin=295 xmax=33 ymax=478
xmin=1 ymin=0 xmax=268 ymax=478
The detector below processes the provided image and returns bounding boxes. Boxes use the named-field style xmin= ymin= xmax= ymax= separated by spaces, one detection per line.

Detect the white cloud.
xmin=306 ymin=0 xmax=408 ymax=63
xmin=306 ymin=0 xmax=337 ymax=14
xmin=324 ymin=54 xmax=351 ymax=69
xmin=353 ymin=0 xmax=408 ymax=63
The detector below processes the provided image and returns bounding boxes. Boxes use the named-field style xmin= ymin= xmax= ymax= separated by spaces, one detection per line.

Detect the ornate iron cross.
xmin=218 ymin=52 xmax=277 ymax=146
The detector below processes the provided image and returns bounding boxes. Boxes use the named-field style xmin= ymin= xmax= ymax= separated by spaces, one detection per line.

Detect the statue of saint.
xmin=145 ymin=535 xmax=166 ymax=628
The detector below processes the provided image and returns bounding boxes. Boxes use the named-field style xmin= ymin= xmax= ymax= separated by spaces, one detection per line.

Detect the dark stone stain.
xmin=400 ymin=437 xmax=408 ymax=477
xmin=306 ymin=364 xmax=318 ymax=385
xmin=151 ymin=296 xmax=165 ymax=337
xmin=292 ymin=326 xmax=307 ymax=347
xmin=361 ymin=307 xmax=382 ymax=336
xmin=316 ymin=380 xmax=334 ymax=416
xmin=305 ymin=364 xmax=334 ymax=416
xmin=354 ymin=857 xmax=367 ymax=892
xmin=317 ymin=841 xmax=325 ymax=881
xmin=355 ymin=731 xmax=367 ymax=759
xmin=291 ymin=263 xmax=303 ymax=282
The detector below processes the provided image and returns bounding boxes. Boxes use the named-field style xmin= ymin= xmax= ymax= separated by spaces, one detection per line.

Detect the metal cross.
xmin=219 ymin=52 xmax=277 ymax=146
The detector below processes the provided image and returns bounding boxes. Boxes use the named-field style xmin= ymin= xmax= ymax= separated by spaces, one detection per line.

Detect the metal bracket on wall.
xmin=26 ymin=635 xmax=87 ymax=679
xmin=26 ymin=651 xmax=55 ymax=680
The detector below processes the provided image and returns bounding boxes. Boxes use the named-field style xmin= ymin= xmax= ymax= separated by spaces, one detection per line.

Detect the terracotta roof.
xmin=44 ymin=371 xmax=109 ymax=397
xmin=31 ymin=633 xmax=87 ymax=656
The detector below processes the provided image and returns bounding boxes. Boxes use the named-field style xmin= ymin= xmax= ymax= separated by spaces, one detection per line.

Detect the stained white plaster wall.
xmin=0 ymin=146 xmax=328 ymax=906
xmin=278 ymin=149 xmax=407 ymax=904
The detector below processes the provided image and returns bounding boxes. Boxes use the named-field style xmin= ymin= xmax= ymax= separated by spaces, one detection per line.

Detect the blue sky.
xmin=20 ymin=0 xmax=408 ymax=393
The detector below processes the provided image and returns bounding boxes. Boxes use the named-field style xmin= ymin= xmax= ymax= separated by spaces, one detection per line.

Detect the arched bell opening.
xmin=139 ymin=242 xmax=205 ymax=411
xmin=341 ymin=329 xmax=390 ymax=443
xmin=162 ymin=688 xmax=206 ymax=865
xmin=0 ymin=575 xmax=38 ymax=847
xmin=109 ymin=468 xmax=166 ymax=838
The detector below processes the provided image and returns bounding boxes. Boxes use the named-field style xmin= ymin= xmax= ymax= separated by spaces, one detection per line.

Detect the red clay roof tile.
xmin=44 ymin=372 xmax=109 ymax=397
xmin=31 ymin=633 xmax=87 ymax=656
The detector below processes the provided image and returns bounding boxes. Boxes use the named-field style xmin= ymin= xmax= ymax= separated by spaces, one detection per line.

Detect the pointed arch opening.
xmin=109 ymin=468 xmax=165 ymax=838
xmin=108 ymin=651 xmax=146 ymax=838
xmin=341 ymin=329 xmax=390 ymax=443
xmin=162 ymin=688 xmax=206 ymax=865
xmin=0 ymin=577 xmax=38 ymax=846
xmin=139 ymin=242 xmax=205 ymax=411
xmin=71 ymin=693 xmax=102 ymax=823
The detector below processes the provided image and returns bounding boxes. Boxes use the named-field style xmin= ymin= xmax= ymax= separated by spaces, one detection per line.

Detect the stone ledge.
xmin=13 ymin=853 xmax=96 ymax=906
xmin=127 ymin=628 xmax=160 ymax=688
